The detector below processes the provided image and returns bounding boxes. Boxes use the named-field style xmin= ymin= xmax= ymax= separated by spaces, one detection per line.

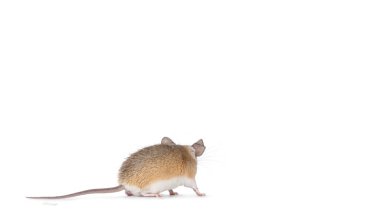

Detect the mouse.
xmin=27 ymin=137 xmax=206 ymax=199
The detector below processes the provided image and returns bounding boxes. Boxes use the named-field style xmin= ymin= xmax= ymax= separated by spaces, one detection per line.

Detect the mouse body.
xmin=119 ymin=137 xmax=205 ymax=197
xmin=27 ymin=137 xmax=206 ymax=199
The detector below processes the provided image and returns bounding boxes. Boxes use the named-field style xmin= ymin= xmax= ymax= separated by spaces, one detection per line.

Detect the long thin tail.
xmin=26 ymin=185 xmax=124 ymax=199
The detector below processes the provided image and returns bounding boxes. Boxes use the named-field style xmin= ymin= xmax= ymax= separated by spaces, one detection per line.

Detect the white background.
xmin=0 ymin=0 xmax=379 ymax=213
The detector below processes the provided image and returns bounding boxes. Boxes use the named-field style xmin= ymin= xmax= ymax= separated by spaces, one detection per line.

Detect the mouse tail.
xmin=26 ymin=185 xmax=124 ymax=199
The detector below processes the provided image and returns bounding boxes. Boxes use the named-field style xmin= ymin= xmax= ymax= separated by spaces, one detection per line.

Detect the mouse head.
xmin=161 ymin=137 xmax=206 ymax=157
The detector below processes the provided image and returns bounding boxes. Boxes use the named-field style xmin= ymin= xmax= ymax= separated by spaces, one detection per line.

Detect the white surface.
xmin=0 ymin=1 xmax=379 ymax=213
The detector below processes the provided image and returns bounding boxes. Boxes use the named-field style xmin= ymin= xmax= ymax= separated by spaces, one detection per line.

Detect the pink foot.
xmin=169 ymin=189 xmax=178 ymax=196
xmin=125 ymin=190 xmax=133 ymax=196
xmin=141 ymin=193 xmax=162 ymax=197
xmin=193 ymin=188 xmax=206 ymax=196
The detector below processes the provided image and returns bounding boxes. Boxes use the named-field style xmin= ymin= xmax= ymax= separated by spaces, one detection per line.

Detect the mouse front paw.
xmin=196 ymin=192 xmax=206 ymax=196
xmin=193 ymin=188 xmax=206 ymax=196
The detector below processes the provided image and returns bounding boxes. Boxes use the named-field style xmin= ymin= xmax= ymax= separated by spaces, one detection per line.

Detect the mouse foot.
xmin=193 ymin=188 xmax=206 ymax=196
xmin=125 ymin=190 xmax=134 ymax=196
xmin=169 ymin=189 xmax=178 ymax=196
xmin=141 ymin=193 xmax=162 ymax=197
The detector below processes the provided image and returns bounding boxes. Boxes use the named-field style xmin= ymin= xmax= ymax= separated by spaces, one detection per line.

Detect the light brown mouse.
xmin=27 ymin=137 xmax=206 ymax=199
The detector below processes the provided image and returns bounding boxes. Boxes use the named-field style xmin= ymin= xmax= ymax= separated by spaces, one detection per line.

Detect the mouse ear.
xmin=192 ymin=139 xmax=206 ymax=157
xmin=161 ymin=137 xmax=176 ymax=145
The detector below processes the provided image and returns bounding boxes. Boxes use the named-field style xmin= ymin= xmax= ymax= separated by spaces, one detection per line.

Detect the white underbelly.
xmin=124 ymin=176 xmax=196 ymax=195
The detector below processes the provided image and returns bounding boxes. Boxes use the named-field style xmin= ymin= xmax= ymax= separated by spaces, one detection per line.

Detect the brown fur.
xmin=118 ymin=144 xmax=197 ymax=188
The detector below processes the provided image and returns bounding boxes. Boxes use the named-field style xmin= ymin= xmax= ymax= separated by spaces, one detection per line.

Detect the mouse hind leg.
xmin=169 ymin=189 xmax=178 ymax=196
xmin=125 ymin=190 xmax=134 ymax=196
xmin=122 ymin=184 xmax=141 ymax=197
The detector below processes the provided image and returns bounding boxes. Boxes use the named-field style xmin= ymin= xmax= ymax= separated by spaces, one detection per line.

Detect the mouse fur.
xmin=118 ymin=139 xmax=203 ymax=196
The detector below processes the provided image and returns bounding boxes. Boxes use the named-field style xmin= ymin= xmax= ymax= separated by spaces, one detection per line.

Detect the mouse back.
xmin=118 ymin=142 xmax=197 ymax=188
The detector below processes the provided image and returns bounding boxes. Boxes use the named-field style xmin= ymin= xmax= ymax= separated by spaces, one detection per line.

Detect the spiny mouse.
xmin=27 ymin=137 xmax=206 ymax=199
